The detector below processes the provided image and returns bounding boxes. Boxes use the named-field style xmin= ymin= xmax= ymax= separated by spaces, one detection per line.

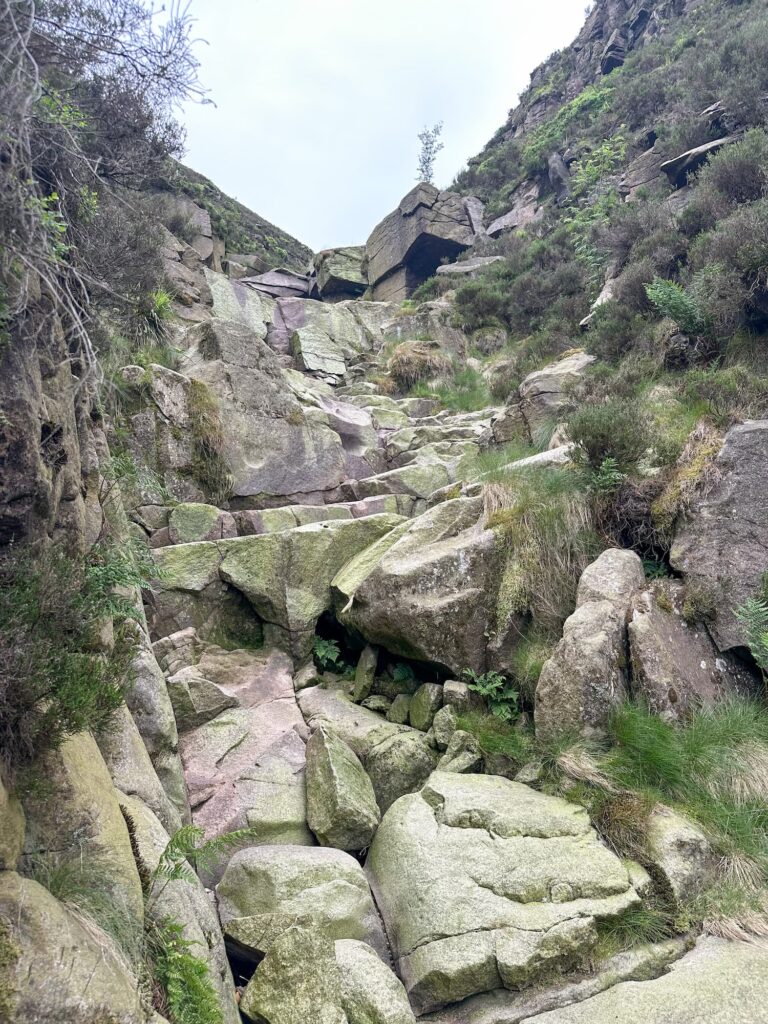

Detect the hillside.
xmin=1 ymin=2 xmax=768 ymax=1023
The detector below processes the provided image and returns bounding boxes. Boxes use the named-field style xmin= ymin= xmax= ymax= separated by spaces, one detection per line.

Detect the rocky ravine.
xmin=3 ymin=172 xmax=768 ymax=1024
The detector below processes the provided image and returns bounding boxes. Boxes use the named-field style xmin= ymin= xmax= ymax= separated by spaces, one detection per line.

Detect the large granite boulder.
xmin=516 ymin=351 xmax=596 ymax=439
xmin=0 ymin=872 xmax=147 ymax=1024
xmin=670 ymin=420 xmax=768 ymax=653
xmin=306 ymin=726 xmax=381 ymax=851
xmin=219 ymin=513 xmax=404 ymax=657
xmin=535 ymin=549 xmax=645 ymax=742
xmin=334 ymin=497 xmax=511 ymax=677
xmin=216 ymin=845 xmax=388 ymax=959
xmin=628 ymin=580 xmax=756 ymax=720
xmin=366 ymin=184 xmax=483 ymax=302
xmin=520 ymin=938 xmax=768 ymax=1023
xmin=336 ymin=939 xmax=417 ymax=1024
xmin=366 ymin=772 xmax=638 ymax=1014
xmin=313 ymin=246 xmax=368 ymax=300
xmin=240 ymin=925 xmax=347 ymax=1024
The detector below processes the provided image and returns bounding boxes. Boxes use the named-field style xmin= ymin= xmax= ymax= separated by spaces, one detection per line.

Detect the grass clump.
xmin=567 ymin=399 xmax=654 ymax=473
xmin=594 ymin=902 xmax=675 ymax=961
xmin=411 ymin=365 xmax=491 ymax=412
xmin=387 ymin=342 xmax=452 ymax=390
xmin=455 ymin=710 xmax=533 ymax=767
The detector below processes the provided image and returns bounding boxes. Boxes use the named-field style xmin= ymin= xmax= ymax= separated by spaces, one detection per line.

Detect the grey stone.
xmin=410 ymin=684 xmax=444 ymax=732
xmin=306 ymin=726 xmax=381 ymax=851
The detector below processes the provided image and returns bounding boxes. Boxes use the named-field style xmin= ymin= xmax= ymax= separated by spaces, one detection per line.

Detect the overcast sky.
xmin=180 ymin=1 xmax=586 ymax=252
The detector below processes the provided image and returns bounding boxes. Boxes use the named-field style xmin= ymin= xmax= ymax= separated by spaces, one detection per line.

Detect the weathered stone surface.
xmin=628 ymin=580 xmax=755 ymax=720
xmin=421 ymin=939 xmax=689 ymax=1023
xmin=437 ymin=730 xmax=484 ymax=774
xmin=365 ymin=730 xmax=441 ymax=813
xmin=410 ymin=683 xmax=444 ymax=732
xmin=313 ymin=245 xmax=368 ymax=300
xmin=660 ymin=134 xmax=742 ymax=188
xmin=518 ymin=938 xmax=768 ymax=1023
xmin=431 ymin=704 xmax=458 ymax=750
xmin=381 ymin=299 xmax=470 ymax=358
xmin=216 ymin=845 xmax=387 ymax=958
xmin=517 ymin=352 xmax=595 ymax=439
xmin=168 ymin=502 xmax=236 ymax=544
xmin=367 ymin=184 xmax=483 ymax=301
xmin=306 ymin=726 xmax=381 ymax=851
xmin=298 ymin=685 xmax=408 ymax=760
xmin=219 ymin=514 xmax=404 ymax=657
xmin=367 ymin=772 xmax=637 ymax=1014
xmin=443 ymin=679 xmax=483 ymax=714
xmin=0 ymin=872 xmax=147 ymax=1024
xmin=536 ymin=550 xmax=645 ymax=742
xmin=436 ymin=256 xmax=505 ymax=277
xmin=352 ymin=644 xmax=379 ymax=703
xmin=119 ymin=794 xmax=240 ymax=1024
xmin=336 ymin=939 xmax=417 ymax=1024
xmin=643 ymin=806 xmax=717 ymax=904
xmin=335 ymin=497 xmax=509 ymax=677
xmin=387 ymin=694 xmax=413 ymax=724
xmin=21 ymin=732 xmax=144 ymax=925
xmin=487 ymin=183 xmax=542 ymax=238
xmin=166 ymin=665 xmax=239 ymax=732
xmin=96 ymin=703 xmax=182 ymax=834
xmin=124 ymin=633 xmax=190 ymax=822
xmin=242 ymin=268 xmax=310 ymax=299
xmin=362 ymin=695 xmax=393 ymax=714
xmin=240 ymin=925 xmax=346 ymax=1024
xmin=0 ymin=777 xmax=24 ymax=874
xmin=670 ymin=420 xmax=768 ymax=652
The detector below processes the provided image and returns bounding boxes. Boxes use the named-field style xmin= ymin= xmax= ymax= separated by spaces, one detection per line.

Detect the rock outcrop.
xmin=366 ymin=184 xmax=483 ymax=301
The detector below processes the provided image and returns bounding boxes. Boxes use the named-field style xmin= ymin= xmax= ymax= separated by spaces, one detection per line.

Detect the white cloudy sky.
xmin=180 ymin=1 xmax=586 ymax=252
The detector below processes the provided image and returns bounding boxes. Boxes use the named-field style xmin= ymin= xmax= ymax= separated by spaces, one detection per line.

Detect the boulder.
xmin=242 ymin=268 xmax=311 ymax=299
xmin=670 ymin=420 xmax=768 ymax=653
xmin=166 ymin=665 xmax=239 ymax=732
xmin=431 ymin=704 xmax=458 ymax=750
xmin=298 ymin=685 xmax=409 ymax=760
xmin=219 ymin=514 xmax=404 ymax=657
xmin=486 ymin=182 xmax=542 ymax=238
xmin=381 ymin=298 xmax=470 ymax=358
xmin=240 ymin=925 xmax=346 ymax=1024
xmin=119 ymin=794 xmax=240 ymax=1024
xmin=96 ymin=703 xmax=182 ymax=834
xmin=517 ymin=351 xmax=595 ymax=440
xmin=436 ymin=256 xmax=505 ymax=278
xmin=306 ymin=726 xmax=381 ymax=851
xmin=20 ymin=732 xmax=144 ymax=926
xmin=313 ymin=245 xmax=368 ymax=300
xmin=387 ymin=694 xmax=413 ymax=724
xmin=443 ymin=679 xmax=483 ymax=714
xmin=519 ymin=938 xmax=768 ymax=1024
xmin=334 ymin=497 xmax=510 ymax=677
xmin=535 ymin=549 xmax=645 ymax=742
xmin=216 ymin=845 xmax=388 ymax=959
xmin=168 ymin=502 xmax=237 ymax=544
xmin=366 ymin=184 xmax=483 ymax=301
xmin=352 ymin=644 xmax=378 ymax=703
xmin=628 ymin=580 xmax=756 ymax=720
xmin=0 ymin=872 xmax=147 ymax=1024
xmin=409 ymin=683 xmax=444 ymax=732
xmin=643 ymin=806 xmax=717 ymax=904
xmin=660 ymin=134 xmax=742 ymax=189
xmin=366 ymin=772 xmax=638 ymax=1014
xmin=336 ymin=939 xmax=417 ymax=1024
xmin=365 ymin=730 xmax=441 ymax=813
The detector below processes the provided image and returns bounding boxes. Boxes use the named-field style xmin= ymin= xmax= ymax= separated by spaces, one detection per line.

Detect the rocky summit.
xmin=3 ymin=1 xmax=768 ymax=1022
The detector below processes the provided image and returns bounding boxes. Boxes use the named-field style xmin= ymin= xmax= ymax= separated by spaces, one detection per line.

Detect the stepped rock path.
xmin=117 ymin=193 xmax=768 ymax=1021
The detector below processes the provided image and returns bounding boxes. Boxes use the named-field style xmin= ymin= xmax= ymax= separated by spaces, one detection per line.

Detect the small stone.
xmin=361 ymin=695 xmax=392 ymax=714
xmin=431 ymin=704 xmax=458 ymax=751
xmin=386 ymin=694 xmax=412 ymax=724
xmin=335 ymin=939 xmax=416 ymax=1024
xmin=294 ymin=662 xmax=321 ymax=692
xmin=437 ymin=730 xmax=483 ymax=774
xmin=409 ymin=683 xmax=443 ymax=731
xmin=442 ymin=679 xmax=482 ymax=713
xmin=352 ymin=644 xmax=378 ymax=703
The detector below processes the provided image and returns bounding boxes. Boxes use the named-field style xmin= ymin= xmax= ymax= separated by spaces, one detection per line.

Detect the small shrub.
xmin=462 ymin=669 xmax=519 ymax=721
xmin=645 ymin=277 xmax=708 ymax=336
xmin=682 ymin=365 xmax=768 ymax=427
xmin=508 ymin=628 xmax=555 ymax=704
xmin=736 ymin=592 xmax=768 ymax=680
xmin=695 ymin=129 xmax=768 ymax=208
xmin=567 ymin=399 xmax=653 ymax=472
xmin=387 ymin=342 xmax=452 ymax=390
xmin=0 ymin=543 xmax=147 ymax=774
xmin=413 ymin=365 xmax=490 ymax=412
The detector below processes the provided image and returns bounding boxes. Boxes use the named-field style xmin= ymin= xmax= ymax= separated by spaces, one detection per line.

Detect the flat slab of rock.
xmin=519 ymin=938 xmax=768 ymax=1023
xmin=366 ymin=771 xmax=638 ymax=1014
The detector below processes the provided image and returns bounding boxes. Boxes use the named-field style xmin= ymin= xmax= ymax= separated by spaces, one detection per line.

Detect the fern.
xmin=151 ymin=824 xmax=255 ymax=891
xmin=313 ymin=636 xmax=341 ymax=671
xmin=736 ymin=597 xmax=768 ymax=678
xmin=645 ymin=277 xmax=708 ymax=336
xmin=462 ymin=669 xmax=520 ymax=722
xmin=148 ymin=918 xmax=225 ymax=1024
